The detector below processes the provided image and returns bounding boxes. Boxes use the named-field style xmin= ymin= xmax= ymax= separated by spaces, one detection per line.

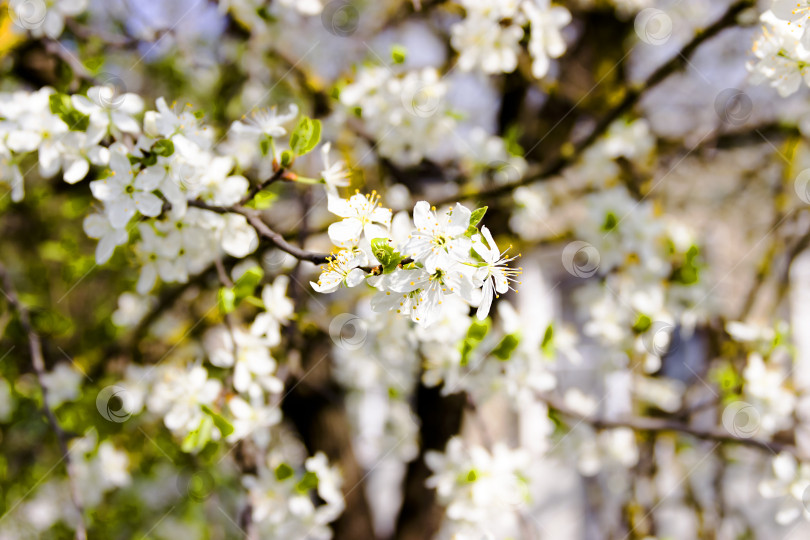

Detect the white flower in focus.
xmin=772 ymin=0 xmax=810 ymax=47
xmin=327 ymin=192 xmax=392 ymax=246
xmin=310 ymin=249 xmax=367 ymax=293
xmin=748 ymin=13 xmax=810 ymax=97
xmin=89 ymin=149 xmax=164 ymax=229
xmin=403 ymin=201 xmax=473 ymax=274
xmin=470 ymin=226 xmax=521 ymax=320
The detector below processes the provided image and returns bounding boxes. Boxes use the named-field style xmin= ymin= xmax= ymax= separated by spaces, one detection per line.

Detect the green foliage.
xmin=632 ymin=314 xmax=652 ymax=334
xmin=371 ymin=237 xmax=404 ymax=273
xmin=466 ymin=206 xmax=487 ymax=237
xmin=391 ymin=44 xmax=407 ymax=64
xmin=541 ymin=323 xmax=554 ymax=356
xmin=201 ymin=404 xmax=234 ymax=438
xmin=459 ymin=318 xmax=490 ymax=366
xmin=218 ymin=266 xmax=264 ymax=314
xmin=48 ymin=93 xmax=90 ymax=132
xmin=295 ymin=471 xmax=319 ymax=493
xmin=289 ymin=116 xmax=321 ymax=156
xmin=492 ymin=333 xmax=520 ymax=361
xmin=153 ymin=139 xmax=175 ymax=157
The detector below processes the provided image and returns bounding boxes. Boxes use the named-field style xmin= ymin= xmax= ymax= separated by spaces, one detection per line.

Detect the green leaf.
xmin=153 ymin=139 xmax=174 ymax=157
xmin=289 ymin=116 xmax=321 ymax=156
xmin=280 ymin=150 xmax=293 ymax=168
xmin=201 ymin=404 xmax=234 ymax=437
xmin=182 ymin=415 xmax=214 ymax=453
xmin=48 ymin=93 xmax=89 ymax=131
xmin=492 ymin=333 xmax=520 ymax=361
xmin=259 ymin=135 xmax=272 ymax=157
xmin=248 ymin=190 xmax=278 ymax=210
xmin=371 ymin=237 xmax=403 ymax=272
xmin=233 ymin=266 xmax=264 ymax=306
xmin=541 ymin=324 xmax=554 ymax=356
xmin=217 ymin=287 xmax=236 ymax=314
xmin=460 ymin=318 xmax=491 ymax=366
xmin=275 ymin=463 xmax=294 ymax=481
xmin=466 ymin=319 xmax=490 ymax=342
xmin=469 ymin=206 xmax=488 ymax=228
xmin=391 ymin=44 xmax=407 ymax=64
xmin=601 ymin=211 xmax=618 ymax=232
xmin=632 ymin=314 xmax=652 ymax=334
xmin=295 ymin=471 xmax=319 ymax=494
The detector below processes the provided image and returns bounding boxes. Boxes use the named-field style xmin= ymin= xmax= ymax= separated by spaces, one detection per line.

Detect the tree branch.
xmin=540 ymin=394 xmax=806 ymax=459
xmin=0 ymin=262 xmax=88 ymax=540
xmin=436 ymin=0 xmax=756 ymax=206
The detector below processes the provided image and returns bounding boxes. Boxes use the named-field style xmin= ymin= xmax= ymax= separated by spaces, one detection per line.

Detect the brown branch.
xmin=0 ymin=262 xmax=88 ymax=540
xmin=540 ymin=395 xmax=806 ymax=459
xmin=436 ymin=0 xmax=756 ymax=206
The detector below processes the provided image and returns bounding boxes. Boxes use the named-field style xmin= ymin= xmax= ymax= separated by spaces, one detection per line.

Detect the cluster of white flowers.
xmin=749 ymin=2 xmax=810 ymax=97
xmin=244 ymin=452 xmax=344 ymax=539
xmin=9 ymin=0 xmax=88 ymax=40
xmin=3 ymin=430 xmax=130 ymax=536
xmin=426 ymin=437 xmax=533 ymax=538
xmin=450 ymin=0 xmax=572 ymax=78
xmin=313 ymin=190 xmax=520 ymax=326
xmin=340 ymin=67 xmax=455 ymax=166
